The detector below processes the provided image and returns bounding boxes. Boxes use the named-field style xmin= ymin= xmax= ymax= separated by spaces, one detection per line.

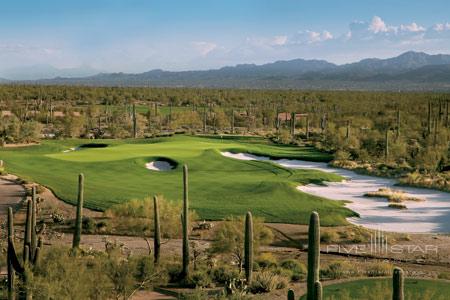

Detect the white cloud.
xmin=400 ymin=22 xmax=425 ymax=32
xmin=271 ymin=35 xmax=288 ymax=46
xmin=369 ymin=16 xmax=388 ymax=33
xmin=191 ymin=41 xmax=217 ymax=56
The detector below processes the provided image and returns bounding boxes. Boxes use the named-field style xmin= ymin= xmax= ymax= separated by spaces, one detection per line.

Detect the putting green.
xmin=0 ymin=135 xmax=356 ymax=225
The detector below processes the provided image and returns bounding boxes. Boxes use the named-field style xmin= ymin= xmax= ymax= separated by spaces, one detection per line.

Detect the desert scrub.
xmin=320 ymin=230 xmax=339 ymax=243
xmin=364 ymin=188 xmax=424 ymax=202
xmin=280 ymin=259 xmax=307 ymax=281
xmin=211 ymin=216 xmax=273 ymax=272
xmin=388 ymin=203 xmax=407 ymax=209
xmin=249 ymin=271 xmax=288 ymax=293
xmin=255 ymin=252 xmax=278 ymax=269
xmin=104 ymin=196 xmax=198 ymax=237
xmin=365 ymin=261 xmax=393 ymax=277
xmin=320 ymin=261 xmax=358 ymax=279
xmin=28 ymin=245 xmax=169 ymax=299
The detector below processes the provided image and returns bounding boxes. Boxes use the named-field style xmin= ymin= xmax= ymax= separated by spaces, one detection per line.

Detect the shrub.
xmin=255 ymin=253 xmax=278 ymax=269
xmin=320 ymin=231 xmax=339 ymax=243
xmin=211 ymin=265 xmax=240 ymax=284
xmin=365 ymin=261 xmax=393 ymax=277
xmin=321 ymin=261 xmax=355 ymax=279
xmin=190 ymin=270 xmax=214 ymax=288
xmin=82 ymin=217 xmax=96 ymax=233
xmin=249 ymin=271 xmax=287 ymax=293
xmin=279 ymin=259 xmax=306 ymax=281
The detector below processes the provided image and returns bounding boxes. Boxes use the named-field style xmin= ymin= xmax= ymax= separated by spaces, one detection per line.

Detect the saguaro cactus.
xmin=306 ymin=116 xmax=310 ymax=140
xmin=396 ymin=109 xmax=401 ymax=140
xmin=346 ymin=120 xmax=351 ymax=140
xmin=314 ymin=281 xmax=322 ymax=300
xmin=181 ymin=165 xmax=190 ymax=278
xmin=287 ymin=289 xmax=295 ymax=300
xmin=231 ymin=110 xmax=235 ymax=134
xmin=385 ymin=129 xmax=390 ymax=161
xmin=153 ymin=195 xmax=161 ymax=264
xmin=72 ymin=173 xmax=84 ymax=249
xmin=290 ymin=112 xmax=296 ymax=139
xmin=8 ymin=202 xmax=43 ymax=300
xmin=392 ymin=267 xmax=404 ymax=300
xmin=244 ymin=211 xmax=254 ymax=284
xmin=307 ymin=211 xmax=320 ymax=300
xmin=132 ymin=103 xmax=137 ymax=138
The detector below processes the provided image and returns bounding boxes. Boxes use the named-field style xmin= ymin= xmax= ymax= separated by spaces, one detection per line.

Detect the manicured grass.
xmin=0 ymin=135 xmax=356 ymax=225
xmin=300 ymin=278 xmax=450 ymax=300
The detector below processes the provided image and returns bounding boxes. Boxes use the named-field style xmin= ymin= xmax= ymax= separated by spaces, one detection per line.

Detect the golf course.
xmin=0 ymin=135 xmax=356 ymax=225
xmin=299 ymin=278 xmax=450 ymax=299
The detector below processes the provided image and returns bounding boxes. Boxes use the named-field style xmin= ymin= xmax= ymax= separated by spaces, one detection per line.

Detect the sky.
xmin=1 ymin=0 xmax=450 ymax=75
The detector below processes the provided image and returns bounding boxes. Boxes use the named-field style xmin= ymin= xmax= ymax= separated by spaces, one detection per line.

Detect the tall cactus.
xmin=306 ymin=116 xmax=310 ymax=140
xmin=7 ymin=207 xmax=15 ymax=300
xmin=244 ymin=211 xmax=254 ymax=284
xmin=8 ymin=201 xmax=43 ymax=300
xmin=181 ymin=165 xmax=190 ymax=278
xmin=231 ymin=110 xmax=235 ymax=134
xmin=153 ymin=195 xmax=161 ymax=265
xmin=287 ymin=289 xmax=295 ymax=300
xmin=132 ymin=103 xmax=137 ymax=138
xmin=72 ymin=173 xmax=84 ymax=249
xmin=31 ymin=187 xmax=37 ymax=261
xmin=290 ymin=112 xmax=296 ymax=139
xmin=392 ymin=267 xmax=404 ymax=300
xmin=314 ymin=281 xmax=322 ymax=300
xmin=396 ymin=109 xmax=401 ymax=140
xmin=307 ymin=211 xmax=320 ymax=300
xmin=346 ymin=120 xmax=350 ymax=140
xmin=385 ymin=129 xmax=390 ymax=161
xmin=427 ymin=101 xmax=432 ymax=135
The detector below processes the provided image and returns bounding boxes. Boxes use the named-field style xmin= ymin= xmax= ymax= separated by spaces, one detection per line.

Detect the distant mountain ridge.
xmin=8 ymin=51 xmax=450 ymax=91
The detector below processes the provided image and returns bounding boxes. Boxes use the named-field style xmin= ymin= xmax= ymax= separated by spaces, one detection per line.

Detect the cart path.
xmin=0 ymin=178 xmax=25 ymax=215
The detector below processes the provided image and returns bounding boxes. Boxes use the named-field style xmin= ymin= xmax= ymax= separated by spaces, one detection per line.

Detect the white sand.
xmin=145 ymin=161 xmax=174 ymax=171
xmin=221 ymin=151 xmax=450 ymax=233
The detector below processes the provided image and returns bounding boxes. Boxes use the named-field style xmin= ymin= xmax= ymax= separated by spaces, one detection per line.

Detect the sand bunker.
xmin=145 ymin=160 xmax=175 ymax=171
xmin=221 ymin=151 xmax=450 ymax=233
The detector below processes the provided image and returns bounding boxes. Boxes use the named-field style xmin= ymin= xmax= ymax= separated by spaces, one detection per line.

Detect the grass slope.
xmin=0 ymin=135 xmax=356 ymax=225
xmin=300 ymin=278 xmax=450 ymax=300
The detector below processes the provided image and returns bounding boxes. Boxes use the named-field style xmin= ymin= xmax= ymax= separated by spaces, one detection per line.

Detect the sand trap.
xmin=221 ymin=151 xmax=450 ymax=233
xmin=145 ymin=160 xmax=174 ymax=171
xmin=62 ymin=147 xmax=79 ymax=153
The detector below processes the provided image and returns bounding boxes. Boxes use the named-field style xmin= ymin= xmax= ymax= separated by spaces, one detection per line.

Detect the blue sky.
xmin=1 ymin=0 xmax=450 ymax=74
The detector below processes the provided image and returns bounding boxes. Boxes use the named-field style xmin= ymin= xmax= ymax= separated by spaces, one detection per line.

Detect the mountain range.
xmin=6 ymin=51 xmax=450 ymax=91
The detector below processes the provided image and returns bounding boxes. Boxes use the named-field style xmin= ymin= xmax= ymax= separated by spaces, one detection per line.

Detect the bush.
xmin=279 ymin=259 xmax=306 ymax=281
xmin=365 ymin=261 xmax=393 ymax=277
xmin=82 ymin=217 xmax=96 ymax=233
xmin=320 ymin=231 xmax=339 ymax=243
xmin=190 ymin=270 xmax=214 ymax=288
xmin=320 ymin=261 xmax=357 ymax=279
xmin=249 ymin=271 xmax=287 ymax=293
xmin=211 ymin=265 xmax=240 ymax=284
xmin=255 ymin=253 xmax=278 ymax=269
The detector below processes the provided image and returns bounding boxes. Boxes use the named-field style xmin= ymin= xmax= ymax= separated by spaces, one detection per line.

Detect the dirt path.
xmin=0 ymin=178 xmax=25 ymax=215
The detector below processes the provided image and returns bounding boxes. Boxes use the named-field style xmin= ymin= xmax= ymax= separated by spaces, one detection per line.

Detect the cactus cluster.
xmin=244 ymin=211 xmax=253 ymax=284
xmin=7 ymin=186 xmax=43 ymax=300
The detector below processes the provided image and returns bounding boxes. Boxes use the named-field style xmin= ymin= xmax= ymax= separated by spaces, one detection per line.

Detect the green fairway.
xmin=0 ymin=135 xmax=356 ymax=225
xmin=300 ymin=278 xmax=450 ymax=300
